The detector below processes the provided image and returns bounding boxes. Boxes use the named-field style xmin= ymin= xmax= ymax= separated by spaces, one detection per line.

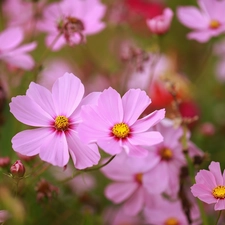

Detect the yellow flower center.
xmin=54 ymin=116 xmax=69 ymax=131
xmin=165 ymin=217 xmax=179 ymax=225
xmin=209 ymin=20 xmax=220 ymax=29
xmin=160 ymin=148 xmax=173 ymax=160
xmin=135 ymin=173 xmax=143 ymax=184
xmin=212 ymin=185 xmax=225 ymax=199
xmin=112 ymin=123 xmax=130 ymax=139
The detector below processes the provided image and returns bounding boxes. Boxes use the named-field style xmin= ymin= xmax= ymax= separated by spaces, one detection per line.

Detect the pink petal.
xmin=187 ymin=30 xmax=213 ymax=42
xmin=97 ymin=87 xmax=123 ymax=124
xmin=122 ymin=89 xmax=151 ymax=125
xmin=209 ymin=161 xmax=223 ymax=185
xmin=215 ymin=199 xmax=225 ymax=211
xmin=52 ymin=73 xmax=84 ymax=117
xmin=12 ymin=128 xmax=51 ymax=156
xmin=128 ymin=131 xmax=163 ymax=147
xmin=98 ymin=137 xmax=123 ymax=155
xmin=7 ymin=42 xmax=37 ymax=55
xmin=10 ymin=96 xmax=53 ymax=127
xmin=131 ymin=109 xmax=165 ymax=132
xmin=191 ymin=183 xmax=216 ymax=204
xmin=66 ymin=130 xmax=100 ymax=169
xmin=46 ymin=34 xmax=66 ymax=51
xmin=105 ymin=182 xmax=138 ymax=204
xmin=177 ymin=6 xmax=208 ymax=30
xmin=26 ymin=82 xmax=56 ymax=118
xmin=123 ymin=143 xmax=149 ymax=157
xmin=39 ymin=131 xmax=69 ymax=167
xmin=123 ymin=187 xmax=144 ymax=215
xmin=195 ymin=170 xmax=217 ymax=189
xmin=0 ymin=27 xmax=23 ymax=50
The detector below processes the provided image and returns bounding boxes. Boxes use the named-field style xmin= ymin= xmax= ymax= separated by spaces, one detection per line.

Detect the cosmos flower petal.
xmin=12 ymin=128 xmax=51 ymax=156
xmin=187 ymin=30 xmax=213 ymax=43
xmin=122 ymin=89 xmax=151 ymax=125
xmin=195 ymin=170 xmax=217 ymax=189
xmin=26 ymin=82 xmax=56 ymax=118
xmin=105 ymin=182 xmax=138 ymax=204
xmin=0 ymin=27 xmax=23 ymax=50
xmin=52 ymin=73 xmax=84 ymax=116
xmin=123 ymin=187 xmax=144 ymax=216
xmin=10 ymin=96 xmax=53 ymax=127
xmin=209 ymin=161 xmax=223 ymax=185
xmin=128 ymin=131 xmax=163 ymax=146
xmin=123 ymin=143 xmax=148 ymax=157
xmin=215 ymin=199 xmax=225 ymax=211
xmin=131 ymin=109 xmax=165 ymax=132
xmin=67 ymin=131 xmax=100 ymax=169
xmin=98 ymin=137 xmax=123 ymax=155
xmin=39 ymin=131 xmax=69 ymax=167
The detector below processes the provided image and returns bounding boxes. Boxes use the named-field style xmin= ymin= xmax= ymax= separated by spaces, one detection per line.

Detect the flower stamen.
xmin=209 ymin=20 xmax=220 ymax=29
xmin=165 ymin=217 xmax=179 ymax=225
xmin=112 ymin=123 xmax=130 ymax=139
xmin=135 ymin=173 xmax=143 ymax=184
xmin=55 ymin=116 xmax=69 ymax=131
xmin=212 ymin=185 xmax=225 ymax=199
xmin=160 ymin=148 xmax=173 ymax=161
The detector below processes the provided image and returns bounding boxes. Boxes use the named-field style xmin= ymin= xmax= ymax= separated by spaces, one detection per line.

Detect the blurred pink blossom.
xmin=177 ymin=0 xmax=225 ymax=42
xmin=78 ymin=87 xmax=165 ymax=157
xmin=0 ymin=27 xmax=37 ymax=70
xmin=101 ymin=152 xmax=161 ymax=215
xmin=38 ymin=0 xmax=106 ymax=51
xmin=146 ymin=8 xmax=173 ymax=35
xmin=191 ymin=161 xmax=225 ymax=210
xmin=10 ymin=73 xmax=100 ymax=169
xmin=0 ymin=210 xmax=10 ymax=223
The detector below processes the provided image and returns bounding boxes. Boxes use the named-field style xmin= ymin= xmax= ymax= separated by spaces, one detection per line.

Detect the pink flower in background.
xmin=177 ymin=0 xmax=225 ymax=42
xmin=10 ymin=73 xmax=100 ymax=169
xmin=0 ymin=210 xmax=10 ymax=223
xmin=146 ymin=8 xmax=173 ymax=35
xmin=38 ymin=0 xmax=106 ymax=51
xmin=37 ymin=58 xmax=73 ymax=90
xmin=78 ymin=87 xmax=165 ymax=157
xmin=144 ymin=197 xmax=189 ymax=225
xmin=101 ymin=152 xmax=160 ymax=215
xmin=191 ymin=161 xmax=225 ymax=210
xmin=0 ymin=27 xmax=36 ymax=70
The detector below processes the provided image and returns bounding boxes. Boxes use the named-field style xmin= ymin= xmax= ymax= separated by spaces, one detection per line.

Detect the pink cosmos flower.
xmin=0 ymin=27 xmax=37 ymax=70
xmin=191 ymin=161 xmax=225 ymax=211
xmin=144 ymin=197 xmax=189 ymax=225
xmin=177 ymin=0 xmax=225 ymax=42
xmin=10 ymin=72 xmax=100 ymax=169
xmin=78 ymin=87 xmax=165 ymax=157
xmin=146 ymin=8 xmax=174 ymax=35
xmin=38 ymin=0 xmax=106 ymax=51
xmin=101 ymin=152 xmax=161 ymax=215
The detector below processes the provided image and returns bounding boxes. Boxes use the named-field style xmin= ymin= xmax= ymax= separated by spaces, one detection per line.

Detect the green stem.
xmin=60 ymin=155 xmax=116 ymax=184
xmin=215 ymin=210 xmax=222 ymax=225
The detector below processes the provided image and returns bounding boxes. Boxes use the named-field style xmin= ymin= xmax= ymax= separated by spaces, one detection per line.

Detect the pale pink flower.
xmin=146 ymin=8 xmax=173 ymax=35
xmin=0 ymin=27 xmax=36 ymax=70
xmin=191 ymin=161 xmax=225 ymax=210
xmin=38 ymin=0 xmax=106 ymax=51
xmin=177 ymin=0 xmax=225 ymax=42
xmin=78 ymin=87 xmax=165 ymax=157
xmin=0 ymin=210 xmax=10 ymax=223
xmin=144 ymin=197 xmax=189 ymax=225
xmin=101 ymin=152 xmax=161 ymax=215
xmin=10 ymin=73 xmax=100 ymax=169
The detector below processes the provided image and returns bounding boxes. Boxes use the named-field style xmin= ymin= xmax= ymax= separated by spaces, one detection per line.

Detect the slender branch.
xmin=215 ymin=210 xmax=222 ymax=225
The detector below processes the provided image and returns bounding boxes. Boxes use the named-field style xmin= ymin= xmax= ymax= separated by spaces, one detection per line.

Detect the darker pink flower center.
xmin=209 ymin=20 xmax=220 ymax=29
xmin=164 ymin=217 xmax=179 ymax=225
xmin=160 ymin=148 xmax=173 ymax=161
xmin=112 ymin=123 xmax=130 ymax=139
xmin=212 ymin=185 xmax=225 ymax=199
xmin=54 ymin=115 xmax=69 ymax=131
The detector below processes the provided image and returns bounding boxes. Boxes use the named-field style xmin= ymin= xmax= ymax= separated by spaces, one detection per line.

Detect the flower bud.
xmin=10 ymin=160 xmax=25 ymax=178
xmin=146 ymin=8 xmax=173 ymax=35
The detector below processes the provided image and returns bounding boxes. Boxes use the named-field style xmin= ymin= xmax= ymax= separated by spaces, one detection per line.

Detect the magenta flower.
xmin=177 ymin=0 xmax=225 ymax=42
xmin=38 ymin=0 xmax=106 ymax=51
xmin=191 ymin=161 xmax=225 ymax=210
xmin=146 ymin=8 xmax=174 ymax=35
xmin=78 ymin=87 xmax=165 ymax=157
xmin=0 ymin=27 xmax=36 ymax=70
xmin=101 ymin=152 xmax=160 ymax=215
xmin=10 ymin=73 xmax=100 ymax=169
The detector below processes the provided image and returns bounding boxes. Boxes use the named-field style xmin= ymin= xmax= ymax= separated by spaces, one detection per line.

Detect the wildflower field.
xmin=0 ymin=0 xmax=225 ymax=224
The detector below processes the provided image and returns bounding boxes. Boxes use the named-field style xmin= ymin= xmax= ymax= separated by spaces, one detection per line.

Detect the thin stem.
xmin=59 ymin=155 xmax=116 ymax=184
xmin=215 ymin=210 xmax=222 ymax=225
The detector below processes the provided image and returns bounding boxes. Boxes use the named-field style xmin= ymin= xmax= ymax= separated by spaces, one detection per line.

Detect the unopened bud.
xmin=10 ymin=160 xmax=25 ymax=178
